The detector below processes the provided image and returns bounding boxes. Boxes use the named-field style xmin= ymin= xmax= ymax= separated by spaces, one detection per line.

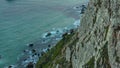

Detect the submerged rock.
xmin=0 ymin=55 xmax=1 ymax=59
xmin=6 ymin=0 xmax=15 ymax=2
xmin=8 ymin=66 xmax=12 ymax=68
xmin=28 ymin=44 xmax=34 ymax=47
xmin=7 ymin=65 xmax=15 ymax=68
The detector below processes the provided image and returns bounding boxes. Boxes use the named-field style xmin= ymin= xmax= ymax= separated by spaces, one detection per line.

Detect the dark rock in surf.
xmin=46 ymin=32 xmax=52 ymax=37
xmin=26 ymin=62 xmax=34 ymax=68
xmin=48 ymin=44 xmax=51 ymax=47
xmin=28 ymin=44 xmax=34 ymax=47
xmin=80 ymin=4 xmax=87 ymax=14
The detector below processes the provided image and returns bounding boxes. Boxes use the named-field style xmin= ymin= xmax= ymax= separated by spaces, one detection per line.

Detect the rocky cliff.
xmin=36 ymin=0 xmax=120 ymax=68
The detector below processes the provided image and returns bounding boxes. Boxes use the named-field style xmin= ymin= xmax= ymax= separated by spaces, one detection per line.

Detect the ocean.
xmin=0 ymin=0 xmax=88 ymax=67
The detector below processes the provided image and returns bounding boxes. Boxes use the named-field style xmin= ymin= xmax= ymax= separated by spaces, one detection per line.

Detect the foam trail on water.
xmin=73 ymin=20 xmax=80 ymax=28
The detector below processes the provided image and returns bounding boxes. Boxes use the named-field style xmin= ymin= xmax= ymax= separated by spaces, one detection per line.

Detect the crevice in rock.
xmin=97 ymin=41 xmax=111 ymax=68
xmin=83 ymin=56 xmax=95 ymax=68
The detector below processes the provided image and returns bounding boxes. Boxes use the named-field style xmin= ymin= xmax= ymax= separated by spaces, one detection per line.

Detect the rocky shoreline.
xmin=17 ymin=23 xmax=79 ymax=68
xmin=5 ymin=27 xmax=76 ymax=68
xmin=4 ymin=4 xmax=87 ymax=68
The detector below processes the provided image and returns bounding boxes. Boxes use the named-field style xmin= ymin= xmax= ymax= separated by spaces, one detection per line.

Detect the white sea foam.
xmin=42 ymin=48 xmax=48 ymax=52
xmin=73 ymin=20 xmax=80 ymax=28
xmin=42 ymin=28 xmax=64 ymax=38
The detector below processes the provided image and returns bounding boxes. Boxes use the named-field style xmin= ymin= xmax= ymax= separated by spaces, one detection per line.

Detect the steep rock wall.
xmin=36 ymin=0 xmax=120 ymax=68
xmin=72 ymin=0 xmax=120 ymax=68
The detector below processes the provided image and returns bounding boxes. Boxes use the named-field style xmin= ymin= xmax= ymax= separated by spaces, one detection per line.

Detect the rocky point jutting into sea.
xmin=35 ymin=0 xmax=120 ymax=68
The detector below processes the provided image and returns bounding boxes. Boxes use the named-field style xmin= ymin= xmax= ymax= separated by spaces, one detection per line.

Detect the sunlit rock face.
xmin=36 ymin=0 xmax=120 ymax=68
xmin=72 ymin=0 xmax=120 ymax=68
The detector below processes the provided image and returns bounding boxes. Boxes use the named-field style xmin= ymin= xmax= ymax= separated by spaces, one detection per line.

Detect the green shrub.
xmin=36 ymin=32 xmax=76 ymax=68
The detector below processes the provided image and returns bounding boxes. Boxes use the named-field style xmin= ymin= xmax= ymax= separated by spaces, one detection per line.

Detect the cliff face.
xmin=72 ymin=0 xmax=120 ymax=68
xmin=36 ymin=0 xmax=120 ymax=68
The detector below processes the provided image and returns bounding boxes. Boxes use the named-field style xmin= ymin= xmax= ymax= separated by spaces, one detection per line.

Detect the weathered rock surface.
xmin=36 ymin=0 xmax=120 ymax=68
xmin=72 ymin=0 xmax=120 ymax=68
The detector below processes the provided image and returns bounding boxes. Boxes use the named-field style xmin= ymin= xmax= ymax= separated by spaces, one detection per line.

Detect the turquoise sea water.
xmin=0 ymin=0 xmax=88 ymax=67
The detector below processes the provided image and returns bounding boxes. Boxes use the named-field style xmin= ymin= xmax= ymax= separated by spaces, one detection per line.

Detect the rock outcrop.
xmin=36 ymin=0 xmax=120 ymax=68
xmin=71 ymin=0 xmax=120 ymax=68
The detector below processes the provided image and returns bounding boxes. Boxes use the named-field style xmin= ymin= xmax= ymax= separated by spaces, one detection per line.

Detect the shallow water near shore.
xmin=0 ymin=0 xmax=89 ymax=67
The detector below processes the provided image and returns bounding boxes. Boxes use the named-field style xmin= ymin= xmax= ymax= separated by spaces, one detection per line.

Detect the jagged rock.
xmin=36 ymin=0 xmax=120 ymax=68
xmin=65 ymin=47 xmax=71 ymax=62
xmin=71 ymin=0 xmax=120 ymax=68
xmin=80 ymin=5 xmax=87 ymax=14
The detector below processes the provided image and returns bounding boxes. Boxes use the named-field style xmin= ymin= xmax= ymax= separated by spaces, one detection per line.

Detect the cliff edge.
xmin=36 ymin=0 xmax=120 ymax=68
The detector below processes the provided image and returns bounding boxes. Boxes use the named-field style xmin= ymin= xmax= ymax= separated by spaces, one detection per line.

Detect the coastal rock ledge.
xmin=36 ymin=0 xmax=120 ymax=68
